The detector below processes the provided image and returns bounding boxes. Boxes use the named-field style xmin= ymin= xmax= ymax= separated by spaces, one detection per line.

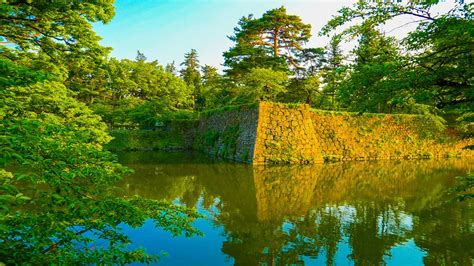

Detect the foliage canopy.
xmin=1 ymin=0 xmax=201 ymax=264
xmin=224 ymin=7 xmax=311 ymax=78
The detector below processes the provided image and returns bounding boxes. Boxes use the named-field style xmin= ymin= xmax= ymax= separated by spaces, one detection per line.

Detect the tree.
xmin=201 ymin=65 xmax=220 ymax=85
xmin=0 ymin=81 xmax=201 ymax=264
xmin=64 ymin=53 xmax=111 ymax=104
xmin=0 ymin=0 xmax=113 ymax=76
xmin=321 ymin=34 xmax=346 ymax=108
xmin=321 ymin=0 xmax=473 ymax=113
xmin=246 ymin=7 xmax=311 ymax=60
xmin=224 ymin=7 xmax=311 ymax=77
xmin=200 ymin=65 xmax=226 ymax=109
xmin=97 ymin=58 xmax=192 ymax=127
xmin=285 ymin=47 xmax=326 ymax=106
xmin=326 ymin=35 xmax=344 ymax=70
xmin=286 ymin=37 xmax=345 ymax=109
xmin=180 ymin=49 xmax=202 ymax=109
xmin=0 ymin=53 xmax=59 ymax=88
xmin=165 ymin=61 xmax=178 ymax=75
xmin=241 ymin=68 xmax=288 ymax=102
xmin=0 ymin=0 xmax=117 ymax=106
xmin=1 ymin=1 xmax=200 ymax=263
xmin=285 ymin=74 xmax=326 ymax=106
xmin=223 ymin=40 xmax=288 ymax=79
xmin=106 ymin=58 xmax=191 ymax=104
xmin=135 ymin=50 xmax=147 ymax=61
xmin=337 ymin=27 xmax=403 ymax=113
xmin=295 ymin=47 xmax=326 ymax=78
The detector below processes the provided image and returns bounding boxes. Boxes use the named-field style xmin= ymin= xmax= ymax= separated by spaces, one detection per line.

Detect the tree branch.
xmin=42 ymin=227 xmax=92 ymax=254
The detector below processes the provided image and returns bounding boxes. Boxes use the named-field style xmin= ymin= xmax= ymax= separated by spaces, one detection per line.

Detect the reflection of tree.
xmin=411 ymin=202 xmax=474 ymax=265
xmin=118 ymin=153 xmax=473 ymax=265
xmin=285 ymin=208 xmax=343 ymax=265
xmin=346 ymin=204 xmax=408 ymax=265
xmin=220 ymin=209 xmax=342 ymax=266
xmin=315 ymin=207 xmax=342 ymax=265
xmin=221 ymin=220 xmax=292 ymax=266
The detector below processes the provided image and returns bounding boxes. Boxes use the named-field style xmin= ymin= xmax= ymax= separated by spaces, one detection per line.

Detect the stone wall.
xmin=253 ymin=103 xmax=323 ymax=164
xmin=195 ymin=102 xmax=473 ymax=164
xmin=193 ymin=105 xmax=259 ymax=162
xmin=253 ymin=102 xmax=473 ymax=164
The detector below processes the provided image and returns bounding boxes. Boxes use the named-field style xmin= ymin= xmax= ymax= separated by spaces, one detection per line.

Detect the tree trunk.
xmin=273 ymin=28 xmax=279 ymax=57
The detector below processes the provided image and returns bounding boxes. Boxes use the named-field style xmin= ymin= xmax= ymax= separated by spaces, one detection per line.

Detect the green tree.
xmin=284 ymin=74 xmax=323 ymax=105
xmin=224 ymin=7 xmax=311 ymax=77
xmin=321 ymin=34 xmax=346 ymax=108
xmin=202 ymin=65 xmax=220 ymax=85
xmin=180 ymin=49 xmax=202 ymax=109
xmin=96 ymin=58 xmax=192 ymax=127
xmin=321 ymin=0 xmax=473 ymax=113
xmin=0 ymin=81 xmax=201 ymax=264
xmin=165 ymin=61 xmax=178 ymax=75
xmin=200 ymin=65 xmax=225 ymax=109
xmin=106 ymin=58 xmax=191 ymax=104
xmin=0 ymin=0 xmax=113 ymax=86
xmin=135 ymin=50 xmax=147 ymax=61
xmin=0 ymin=53 xmax=59 ymax=88
xmin=64 ymin=53 xmax=111 ymax=104
xmin=295 ymin=47 xmax=326 ymax=77
xmin=241 ymin=68 xmax=288 ymax=102
xmin=285 ymin=47 xmax=329 ymax=106
xmin=1 ymin=0 xmax=200 ymax=263
xmin=106 ymin=58 xmax=138 ymax=100
xmin=0 ymin=0 xmax=116 ymax=105
xmin=286 ymin=37 xmax=345 ymax=108
xmin=338 ymin=27 xmax=403 ymax=113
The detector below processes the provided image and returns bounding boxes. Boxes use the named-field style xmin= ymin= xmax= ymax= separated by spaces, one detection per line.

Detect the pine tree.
xmin=322 ymin=34 xmax=345 ymax=108
xmin=224 ymin=6 xmax=311 ymax=77
xmin=180 ymin=49 xmax=202 ymax=109
xmin=165 ymin=61 xmax=177 ymax=75
xmin=135 ymin=50 xmax=147 ymax=61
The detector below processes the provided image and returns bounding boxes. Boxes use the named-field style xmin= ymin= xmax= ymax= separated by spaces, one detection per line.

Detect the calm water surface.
xmin=116 ymin=151 xmax=473 ymax=266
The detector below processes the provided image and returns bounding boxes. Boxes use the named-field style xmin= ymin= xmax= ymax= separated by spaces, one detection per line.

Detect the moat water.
xmin=117 ymin=151 xmax=473 ymax=265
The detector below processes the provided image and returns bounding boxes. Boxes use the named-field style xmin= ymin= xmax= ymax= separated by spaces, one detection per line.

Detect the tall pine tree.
xmin=224 ymin=7 xmax=311 ymax=78
xmin=180 ymin=49 xmax=202 ymax=109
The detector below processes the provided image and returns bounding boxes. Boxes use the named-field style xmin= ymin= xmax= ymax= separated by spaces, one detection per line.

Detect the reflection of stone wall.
xmin=253 ymin=165 xmax=320 ymax=221
xmin=194 ymin=105 xmax=259 ymax=162
xmin=253 ymin=102 xmax=473 ymax=164
xmin=253 ymin=159 xmax=473 ymax=222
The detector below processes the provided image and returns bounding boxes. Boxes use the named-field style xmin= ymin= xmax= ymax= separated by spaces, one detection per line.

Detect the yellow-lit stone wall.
xmin=253 ymin=102 xmax=324 ymax=164
xmin=252 ymin=102 xmax=473 ymax=164
xmin=195 ymin=102 xmax=473 ymax=164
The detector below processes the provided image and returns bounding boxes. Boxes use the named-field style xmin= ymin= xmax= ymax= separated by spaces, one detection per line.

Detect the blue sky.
xmin=93 ymin=0 xmax=453 ymax=71
xmin=93 ymin=0 xmax=356 ymax=70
